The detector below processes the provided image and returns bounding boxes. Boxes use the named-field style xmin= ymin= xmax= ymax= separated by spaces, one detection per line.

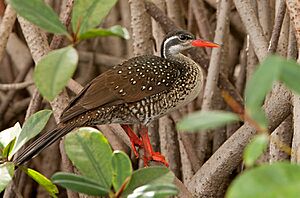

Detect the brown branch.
xmin=0 ymin=60 xmax=32 ymax=127
xmin=187 ymin=84 xmax=292 ymax=197
xmin=257 ymin=0 xmax=272 ymax=40
xmin=0 ymin=81 xmax=33 ymax=90
xmin=171 ymin=110 xmax=201 ymax=173
xmin=50 ymin=0 xmax=74 ymax=49
xmin=144 ymin=0 xmax=179 ymax=32
xmin=190 ymin=0 xmax=213 ymax=41
xmin=165 ymin=0 xmax=185 ymax=28
xmin=268 ymin=0 xmax=286 ymax=53
xmin=4 ymin=97 xmax=31 ymax=124
xmin=159 ymin=115 xmax=181 ymax=178
xmin=286 ymin=0 xmax=300 ymax=163
xmin=0 ymin=5 xmax=16 ymax=63
xmin=173 ymin=177 xmax=193 ymax=198
xmin=59 ymin=141 xmax=79 ymax=198
xmin=287 ymin=21 xmax=297 ymax=59
xmin=78 ymin=51 xmax=125 ymax=66
xmin=233 ymin=0 xmax=268 ymax=62
xmin=201 ymin=0 xmax=231 ymax=110
xmin=269 ymin=115 xmax=293 ymax=162
xmin=129 ymin=0 xmax=153 ymax=56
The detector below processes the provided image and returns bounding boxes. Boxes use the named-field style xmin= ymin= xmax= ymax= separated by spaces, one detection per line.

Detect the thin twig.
xmin=201 ymin=0 xmax=231 ymax=110
xmin=190 ymin=0 xmax=212 ymax=41
xmin=0 ymin=81 xmax=34 ymax=90
xmin=0 ymin=62 xmax=32 ymax=126
xmin=233 ymin=0 xmax=268 ymax=62
xmin=268 ymin=0 xmax=286 ymax=53
xmin=187 ymin=84 xmax=292 ymax=197
xmin=50 ymin=0 xmax=74 ymax=49
xmin=0 ymin=5 xmax=16 ymax=63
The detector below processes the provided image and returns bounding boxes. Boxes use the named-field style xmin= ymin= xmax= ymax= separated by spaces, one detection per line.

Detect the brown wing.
xmin=60 ymin=55 xmax=180 ymax=122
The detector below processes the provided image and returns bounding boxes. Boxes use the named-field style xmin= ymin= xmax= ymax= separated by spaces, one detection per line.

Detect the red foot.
xmin=121 ymin=125 xmax=142 ymax=158
xmin=121 ymin=125 xmax=169 ymax=167
xmin=140 ymin=127 xmax=169 ymax=167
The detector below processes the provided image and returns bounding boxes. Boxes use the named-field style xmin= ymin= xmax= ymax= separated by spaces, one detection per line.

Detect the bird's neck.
xmin=167 ymin=53 xmax=201 ymax=71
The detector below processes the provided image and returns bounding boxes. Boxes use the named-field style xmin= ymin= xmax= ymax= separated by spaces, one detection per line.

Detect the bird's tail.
xmin=13 ymin=124 xmax=76 ymax=166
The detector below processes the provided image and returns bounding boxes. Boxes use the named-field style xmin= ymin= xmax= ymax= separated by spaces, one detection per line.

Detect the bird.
xmin=13 ymin=30 xmax=219 ymax=166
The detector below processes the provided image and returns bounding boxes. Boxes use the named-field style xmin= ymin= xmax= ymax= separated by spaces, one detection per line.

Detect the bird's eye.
xmin=179 ymin=34 xmax=188 ymax=41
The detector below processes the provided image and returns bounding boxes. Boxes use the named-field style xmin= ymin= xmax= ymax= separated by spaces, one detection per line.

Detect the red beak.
xmin=191 ymin=39 xmax=220 ymax=48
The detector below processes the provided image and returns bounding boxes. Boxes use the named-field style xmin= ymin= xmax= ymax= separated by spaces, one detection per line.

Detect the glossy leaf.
xmin=280 ymin=58 xmax=300 ymax=95
xmin=112 ymin=150 xmax=132 ymax=192
xmin=128 ymin=184 xmax=178 ymax=198
xmin=0 ymin=122 xmax=21 ymax=148
xmin=8 ymin=0 xmax=68 ymax=35
xmin=64 ymin=127 xmax=113 ymax=189
xmin=72 ymin=0 xmax=117 ymax=35
xmin=34 ymin=46 xmax=78 ymax=101
xmin=245 ymin=56 xmax=282 ymax=129
xmin=226 ymin=162 xmax=300 ymax=198
xmin=0 ymin=162 xmax=14 ymax=193
xmin=79 ymin=25 xmax=130 ymax=40
xmin=9 ymin=110 xmax=52 ymax=159
xmin=52 ymin=172 xmax=109 ymax=196
xmin=2 ymin=138 xmax=15 ymax=158
xmin=243 ymin=134 xmax=269 ymax=167
xmin=177 ymin=111 xmax=239 ymax=132
xmin=22 ymin=167 xmax=58 ymax=197
xmin=122 ymin=167 xmax=174 ymax=197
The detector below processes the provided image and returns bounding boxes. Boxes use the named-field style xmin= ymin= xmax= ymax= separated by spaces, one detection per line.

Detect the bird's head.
xmin=161 ymin=30 xmax=219 ymax=58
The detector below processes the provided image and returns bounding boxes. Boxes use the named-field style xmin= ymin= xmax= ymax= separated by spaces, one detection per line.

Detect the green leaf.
xmin=72 ymin=0 xmax=117 ymax=35
xmin=128 ymin=184 xmax=178 ymax=198
xmin=9 ymin=110 xmax=52 ymax=159
xmin=79 ymin=25 xmax=130 ymax=40
xmin=243 ymin=134 xmax=269 ymax=167
xmin=8 ymin=0 xmax=68 ymax=35
xmin=0 ymin=162 xmax=14 ymax=193
xmin=245 ymin=55 xmax=283 ymax=129
xmin=279 ymin=58 xmax=300 ymax=95
xmin=177 ymin=111 xmax=239 ymax=132
xmin=21 ymin=167 xmax=58 ymax=197
xmin=226 ymin=162 xmax=300 ymax=198
xmin=112 ymin=150 xmax=132 ymax=192
xmin=2 ymin=138 xmax=15 ymax=158
xmin=64 ymin=127 xmax=113 ymax=189
xmin=52 ymin=172 xmax=109 ymax=196
xmin=122 ymin=167 xmax=174 ymax=197
xmin=34 ymin=46 xmax=78 ymax=101
xmin=0 ymin=122 xmax=21 ymax=148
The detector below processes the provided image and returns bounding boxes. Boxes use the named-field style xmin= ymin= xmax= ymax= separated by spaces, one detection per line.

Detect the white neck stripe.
xmin=162 ymin=36 xmax=179 ymax=58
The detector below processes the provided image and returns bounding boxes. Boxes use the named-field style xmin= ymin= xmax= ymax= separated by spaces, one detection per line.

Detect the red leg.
xmin=121 ymin=125 xmax=142 ymax=158
xmin=140 ymin=127 xmax=169 ymax=167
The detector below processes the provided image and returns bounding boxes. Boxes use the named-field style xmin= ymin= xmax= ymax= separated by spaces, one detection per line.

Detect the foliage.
xmin=51 ymin=127 xmax=177 ymax=197
xmin=34 ymin=47 xmax=78 ymax=101
xmin=21 ymin=167 xmax=59 ymax=197
xmin=8 ymin=0 xmax=129 ymax=102
xmin=0 ymin=163 xmax=14 ymax=193
xmin=177 ymin=110 xmax=240 ymax=131
xmin=177 ymin=55 xmax=300 ymax=197
xmin=8 ymin=0 xmax=69 ymax=35
xmin=9 ymin=110 xmax=52 ymax=158
xmin=243 ymin=134 xmax=268 ymax=167
xmin=0 ymin=111 xmax=56 ymax=195
xmin=112 ymin=150 xmax=133 ymax=192
xmin=226 ymin=163 xmax=300 ymax=198
xmin=71 ymin=0 xmax=118 ymax=36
